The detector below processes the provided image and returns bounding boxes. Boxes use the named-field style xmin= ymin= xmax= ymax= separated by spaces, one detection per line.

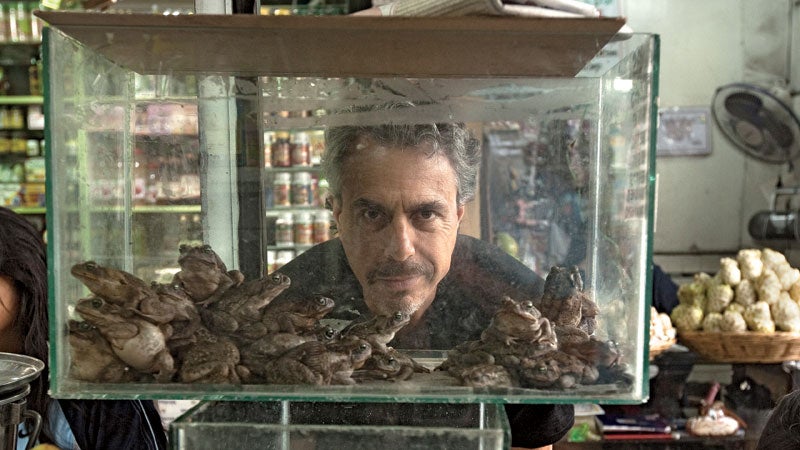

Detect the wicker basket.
xmin=649 ymin=338 xmax=676 ymax=360
xmin=679 ymin=331 xmax=800 ymax=363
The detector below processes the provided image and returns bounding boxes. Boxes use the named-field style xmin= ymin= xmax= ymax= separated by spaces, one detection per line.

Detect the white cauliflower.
xmin=744 ymin=301 xmax=776 ymax=332
xmin=734 ymin=279 xmax=758 ymax=306
xmin=678 ymin=282 xmax=706 ymax=309
xmin=706 ymin=282 xmax=734 ymax=313
xmin=719 ymin=257 xmax=741 ymax=286
xmin=774 ymin=263 xmax=800 ymax=291
xmin=761 ymin=248 xmax=787 ymax=272
xmin=720 ymin=310 xmax=747 ymax=332
xmin=790 ymin=281 xmax=800 ymax=303
xmin=670 ymin=304 xmax=704 ymax=332
xmin=738 ymin=249 xmax=764 ymax=280
xmin=756 ymin=269 xmax=782 ymax=305
xmin=771 ymin=293 xmax=800 ymax=332
xmin=702 ymin=312 xmax=724 ymax=332
xmin=725 ymin=303 xmax=746 ymax=315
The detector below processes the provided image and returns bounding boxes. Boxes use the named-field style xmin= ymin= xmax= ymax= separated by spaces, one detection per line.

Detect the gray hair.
xmin=322 ymin=107 xmax=481 ymax=206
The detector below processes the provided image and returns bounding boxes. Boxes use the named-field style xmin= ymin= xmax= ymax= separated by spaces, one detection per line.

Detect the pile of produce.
xmin=670 ymin=248 xmax=800 ymax=334
xmin=650 ymin=306 xmax=676 ymax=344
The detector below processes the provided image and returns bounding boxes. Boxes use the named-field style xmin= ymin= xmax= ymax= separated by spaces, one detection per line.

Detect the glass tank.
xmin=41 ymin=12 xmax=658 ymax=405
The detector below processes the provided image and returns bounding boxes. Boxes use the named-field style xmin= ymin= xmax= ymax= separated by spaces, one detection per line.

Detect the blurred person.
xmin=756 ymin=388 xmax=800 ymax=450
xmin=276 ymin=104 xmax=574 ymax=449
xmin=0 ymin=206 xmax=167 ymax=450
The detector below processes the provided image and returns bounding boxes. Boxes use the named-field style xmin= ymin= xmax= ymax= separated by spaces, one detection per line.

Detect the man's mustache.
xmin=367 ymin=261 xmax=433 ymax=284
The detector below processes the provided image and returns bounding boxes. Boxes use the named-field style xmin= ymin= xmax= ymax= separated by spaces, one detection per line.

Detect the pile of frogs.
xmin=69 ymin=244 xmax=428 ymax=386
xmin=436 ymin=266 xmax=626 ymax=389
xmin=68 ymin=245 xmax=626 ymax=390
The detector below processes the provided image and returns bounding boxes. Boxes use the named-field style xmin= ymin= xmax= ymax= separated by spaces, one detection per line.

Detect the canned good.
xmin=291 ymin=171 xmax=311 ymax=206
xmin=273 ymin=172 xmax=291 ymax=207
xmin=275 ymin=212 xmax=294 ymax=247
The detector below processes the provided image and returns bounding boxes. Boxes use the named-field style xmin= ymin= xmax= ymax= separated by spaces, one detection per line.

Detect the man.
xmin=275 ymin=105 xmax=574 ymax=449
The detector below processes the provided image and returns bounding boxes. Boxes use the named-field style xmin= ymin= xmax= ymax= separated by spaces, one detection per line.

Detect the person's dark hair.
xmin=0 ymin=207 xmax=51 ymax=436
xmin=756 ymin=388 xmax=800 ymax=450
xmin=322 ymin=103 xmax=481 ymax=206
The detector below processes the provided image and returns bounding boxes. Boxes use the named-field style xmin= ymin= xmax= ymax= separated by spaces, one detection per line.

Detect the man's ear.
xmin=456 ymin=204 xmax=465 ymax=223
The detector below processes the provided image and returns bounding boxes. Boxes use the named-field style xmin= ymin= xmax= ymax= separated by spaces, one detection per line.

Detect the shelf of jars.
xmin=264 ymin=127 xmax=331 ymax=272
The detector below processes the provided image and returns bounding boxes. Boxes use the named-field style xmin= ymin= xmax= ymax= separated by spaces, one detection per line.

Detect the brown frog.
xmin=200 ymin=273 xmax=291 ymax=336
xmin=172 ymin=244 xmax=245 ymax=306
xmin=68 ymin=320 xmax=137 ymax=383
xmin=71 ymin=261 xmax=152 ymax=309
xmin=147 ymin=282 xmax=202 ymax=349
xmin=260 ymin=293 xmax=335 ymax=335
xmin=457 ymin=364 xmax=516 ymax=388
xmin=75 ymin=297 xmax=175 ymax=382
xmin=239 ymin=326 xmax=338 ymax=380
xmin=352 ymin=352 xmax=409 ymax=382
xmin=178 ymin=328 xmax=249 ymax=384
xmin=480 ymin=296 xmax=552 ymax=346
xmin=518 ymin=350 xmax=598 ymax=389
xmin=537 ymin=265 xmax=598 ymax=330
xmin=340 ymin=311 xmax=410 ymax=353
xmin=262 ymin=337 xmax=371 ymax=385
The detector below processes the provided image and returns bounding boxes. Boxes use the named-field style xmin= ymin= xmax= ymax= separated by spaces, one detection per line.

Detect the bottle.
xmin=275 ymin=213 xmax=294 ymax=247
xmin=271 ymin=131 xmax=291 ymax=167
xmin=273 ymin=172 xmax=291 ymax=207
xmin=28 ymin=58 xmax=41 ymax=96
xmin=290 ymin=131 xmax=310 ymax=166
xmin=293 ymin=212 xmax=313 ymax=246
xmin=291 ymin=171 xmax=311 ymax=206
xmin=313 ymin=210 xmax=331 ymax=243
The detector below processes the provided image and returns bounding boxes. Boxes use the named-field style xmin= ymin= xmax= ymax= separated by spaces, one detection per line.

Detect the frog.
xmin=75 ymin=296 xmax=175 ymax=382
xmin=457 ymin=363 xmax=516 ymax=388
xmin=259 ymin=293 xmax=335 ymax=335
xmin=172 ymin=244 xmax=245 ymax=306
xmin=352 ymin=351 xmax=411 ymax=382
xmin=68 ymin=320 xmax=137 ymax=383
xmin=199 ymin=273 xmax=292 ymax=336
xmin=146 ymin=282 xmax=203 ymax=347
xmin=340 ymin=311 xmax=410 ymax=354
xmin=178 ymin=328 xmax=249 ymax=384
xmin=261 ymin=336 xmax=371 ymax=385
xmin=239 ymin=325 xmax=338 ymax=379
xmin=71 ymin=261 xmax=152 ymax=309
xmin=518 ymin=350 xmax=598 ymax=389
xmin=537 ymin=265 xmax=599 ymax=330
xmin=480 ymin=296 xmax=551 ymax=346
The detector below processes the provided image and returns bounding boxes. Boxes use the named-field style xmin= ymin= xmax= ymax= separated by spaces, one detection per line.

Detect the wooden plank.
xmin=36 ymin=12 xmax=625 ymax=77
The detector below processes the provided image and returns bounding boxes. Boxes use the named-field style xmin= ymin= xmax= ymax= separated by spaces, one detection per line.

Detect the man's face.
xmin=332 ymin=139 xmax=464 ymax=319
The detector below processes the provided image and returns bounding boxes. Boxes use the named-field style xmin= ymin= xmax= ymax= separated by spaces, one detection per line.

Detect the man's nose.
xmin=385 ymin=216 xmax=415 ymax=261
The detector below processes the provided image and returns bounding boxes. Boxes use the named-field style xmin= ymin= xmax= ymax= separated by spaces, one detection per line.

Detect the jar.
xmin=290 ymin=131 xmax=310 ymax=166
xmin=316 ymin=178 xmax=330 ymax=208
xmin=293 ymin=212 xmax=313 ymax=245
xmin=272 ymin=172 xmax=291 ymax=207
xmin=263 ymin=131 xmax=274 ymax=168
xmin=291 ymin=171 xmax=311 ymax=206
xmin=275 ymin=213 xmax=294 ymax=247
xmin=271 ymin=132 xmax=292 ymax=167
xmin=313 ymin=210 xmax=331 ymax=243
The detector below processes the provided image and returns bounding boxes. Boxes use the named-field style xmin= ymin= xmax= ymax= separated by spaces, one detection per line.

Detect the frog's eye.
xmin=77 ymin=321 xmax=93 ymax=331
xmin=179 ymin=244 xmax=189 ymax=252
xmin=393 ymin=312 xmax=404 ymax=321
xmin=522 ymin=301 xmax=535 ymax=310
xmin=359 ymin=344 xmax=369 ymax=351
xmin=90 ymin=298 xmax=104 ymax=308
xmin=387 ymin=357 xmax=396 ymax=364
xmin=271 ymin=274 xmax=283 ymax=284
xmin=315 ymin=295 xmax=328 ymax=305
xmin=85 ymin=261 xmax=98 ymax=270
xmin=202 ymin=245 xmax=214 ymax=253
xmin=537 ymin=365 xmax=548 ymax=373
xmin=323 ymin=328 xmax=336 ymax=340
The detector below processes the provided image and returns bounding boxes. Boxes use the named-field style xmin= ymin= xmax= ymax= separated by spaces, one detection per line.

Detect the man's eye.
xmin=417 ymin=209 xmax=438 ymax=221
xmin=363 ymin=209 xmax=383 ymax=221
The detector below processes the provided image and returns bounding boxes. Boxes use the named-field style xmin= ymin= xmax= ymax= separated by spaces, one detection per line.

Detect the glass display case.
xmin=41 ymin=12 xmax=658 ymax=406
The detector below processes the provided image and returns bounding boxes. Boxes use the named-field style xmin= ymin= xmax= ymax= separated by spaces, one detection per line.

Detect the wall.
xmin=624 ymin=0 xmax=800 ymax=273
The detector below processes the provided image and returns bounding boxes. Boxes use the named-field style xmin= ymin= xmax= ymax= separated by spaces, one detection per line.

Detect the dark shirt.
xmin=275 ymin=234 xmax=574 ymax=447
xmin=59 ymin=399 xmax=167 ymax=450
